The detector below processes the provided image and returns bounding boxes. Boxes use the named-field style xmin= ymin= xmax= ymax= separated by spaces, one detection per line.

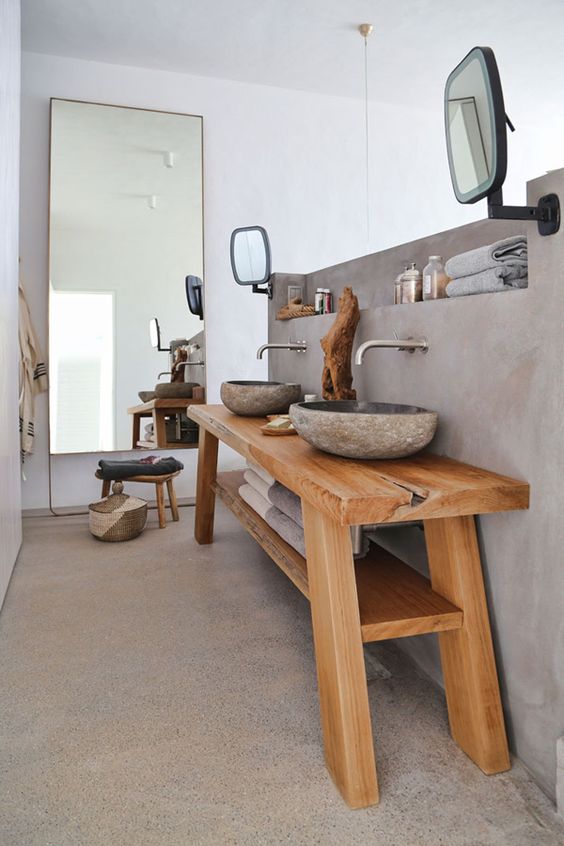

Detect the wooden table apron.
xmin=188 ymin=404 xmax=529 ymax=809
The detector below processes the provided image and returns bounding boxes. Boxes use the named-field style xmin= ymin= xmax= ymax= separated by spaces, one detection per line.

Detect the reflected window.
xmin=49 ymin=290 xmax=114 ymax=453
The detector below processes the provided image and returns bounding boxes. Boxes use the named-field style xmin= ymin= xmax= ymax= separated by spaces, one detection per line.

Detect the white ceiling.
xmin=21 ymin=0 xmax=564 ymax=108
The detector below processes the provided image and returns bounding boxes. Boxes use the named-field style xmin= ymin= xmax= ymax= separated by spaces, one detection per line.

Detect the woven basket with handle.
xmin=89 ymin=481 xmax=147 ymax=542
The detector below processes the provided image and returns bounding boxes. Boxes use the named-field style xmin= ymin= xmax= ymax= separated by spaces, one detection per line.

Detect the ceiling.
xmin=21 ymin=0 xmax=564 ymax=108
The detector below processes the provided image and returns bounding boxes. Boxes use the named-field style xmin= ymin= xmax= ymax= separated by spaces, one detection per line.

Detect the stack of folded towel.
xmin=239 ymin=462 xmax=305 ymax=556
xmin=445 ymin=235 xmax=528 ymax=297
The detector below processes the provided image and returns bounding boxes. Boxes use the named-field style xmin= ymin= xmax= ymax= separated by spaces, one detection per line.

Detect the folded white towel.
xmin=244 ymin=468 xmax=272 ymax=501
xmin=239 ymin=483 xmax=306 ymax=556
xmin=247 ymin=460 xmax=275 ymax=487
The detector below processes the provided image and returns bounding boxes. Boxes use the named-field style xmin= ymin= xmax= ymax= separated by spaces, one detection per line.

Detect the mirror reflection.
xmin=230 ymin=226 xmax=271 ymax=286
xmin=445 ymin=47 xmax=501 ymax=203
xmin=49 ymin=99 xmax=204 ymax=454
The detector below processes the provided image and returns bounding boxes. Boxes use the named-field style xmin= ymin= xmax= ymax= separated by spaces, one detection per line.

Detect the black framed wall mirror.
xmin=230 ymin=225 xmax=273 ymax=298
xmin=445 ymin=46 xmax=560 ymax=236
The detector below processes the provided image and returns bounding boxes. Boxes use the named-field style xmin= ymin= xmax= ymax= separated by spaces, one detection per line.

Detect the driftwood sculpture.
xmin=171 ymin=347 xmax=188 ymax=382
xmin=320 ymin=286 xmax=360 ymax=401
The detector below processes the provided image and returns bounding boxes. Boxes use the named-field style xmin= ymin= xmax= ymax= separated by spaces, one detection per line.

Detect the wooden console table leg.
xmin=194 ymin=428 xmax=219 ymax=544
xmin=424 ymin=516 xmax=510 ymax=774
xmin=302 ymin=501 xmax=379 ymax=808
xmin=152 ymin=409 xmax=167 ymax=448
xmin=131 ymin=412 xmax=141 ymax=449
xmin=101 ymin=479 xmax=111 ymax=498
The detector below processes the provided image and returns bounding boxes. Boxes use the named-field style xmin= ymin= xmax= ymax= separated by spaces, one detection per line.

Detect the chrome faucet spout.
xmin=355 ymin=337 xmax=428 ymax=365
xmin=256 ymin=341 xmax=308 ymax=359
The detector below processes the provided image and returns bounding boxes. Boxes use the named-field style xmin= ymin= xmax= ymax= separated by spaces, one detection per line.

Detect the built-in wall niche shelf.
xmin=274 ymin=287 xmax=529 ymax=321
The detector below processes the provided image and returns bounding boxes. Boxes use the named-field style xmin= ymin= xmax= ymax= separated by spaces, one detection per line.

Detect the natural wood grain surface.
xmin=188 ymin=404 xmax=529 ymax=526
xmin=424 ymin=516 xmax=510 ymax=774
xmin=215 ymin=471 xmax=463 ymax=642
xmin=194 ymin=427 xmax=219 ymax=544
xmin=213 ymin=472 xmax=309 ymax=597
xmin=128 ymin=397 xmax=205 ymax=413
xmin=302 ymin=499 xmax=379 ymax=808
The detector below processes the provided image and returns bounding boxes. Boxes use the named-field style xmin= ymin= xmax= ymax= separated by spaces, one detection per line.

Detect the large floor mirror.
xmin=49 ymin=99 xmax=205 ymax=455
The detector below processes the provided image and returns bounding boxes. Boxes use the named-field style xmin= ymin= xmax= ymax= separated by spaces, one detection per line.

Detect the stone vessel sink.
xmin=221 ymin=381 xmax=301 ymax=417
xmin=289 ymin=400 xmax=438 ymax=459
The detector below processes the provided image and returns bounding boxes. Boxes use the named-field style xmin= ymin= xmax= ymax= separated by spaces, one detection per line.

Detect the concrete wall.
xmin=268 ymin=172 xmax=564 ymax=799
xmin=0 ymin=0 xmax=22 ymax=606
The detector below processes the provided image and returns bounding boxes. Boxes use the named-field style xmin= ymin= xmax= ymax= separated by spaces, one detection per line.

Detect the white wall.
xmin=20 ymin=50 xmax=563 ymax=508
xmin=0 ymin=0 xmax=22 ymax=603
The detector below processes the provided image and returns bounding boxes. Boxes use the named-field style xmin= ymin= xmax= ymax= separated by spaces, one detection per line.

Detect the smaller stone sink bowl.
xmin=221 ymin=381 xmax=301 ymax=417
xmin=289 ymin=400 xmax=438 ymax=459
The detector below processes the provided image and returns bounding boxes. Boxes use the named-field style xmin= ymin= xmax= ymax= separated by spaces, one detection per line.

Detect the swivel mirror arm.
xmin=487 ymin=189 xmax=560 ymax=236
xmin=486 ymin=113 xmax=560 ymax=236
xmin=252 ymin=279 xmax=273 ymax=298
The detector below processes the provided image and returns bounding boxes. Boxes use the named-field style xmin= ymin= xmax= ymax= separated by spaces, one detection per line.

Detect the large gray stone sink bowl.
xmin=289 ymin=400 xmax=438 ymax=459
xmin=221 ymin=381 xmax=301 ymax=417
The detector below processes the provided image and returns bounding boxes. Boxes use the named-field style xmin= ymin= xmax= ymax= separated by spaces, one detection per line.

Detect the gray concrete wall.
xmin=268 ymin=170 xmax=564 ymax=800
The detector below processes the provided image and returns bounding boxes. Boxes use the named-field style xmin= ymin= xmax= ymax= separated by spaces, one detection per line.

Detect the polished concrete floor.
xmin=1 ymin=505 xmax=563 ymax=846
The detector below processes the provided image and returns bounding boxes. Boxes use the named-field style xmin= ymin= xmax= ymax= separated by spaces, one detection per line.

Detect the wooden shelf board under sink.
xmin=214 ymin=470 xmax=463 ymax=643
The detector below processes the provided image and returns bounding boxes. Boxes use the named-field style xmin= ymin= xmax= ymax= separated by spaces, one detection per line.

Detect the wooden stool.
xmin=95 ymin=470 xmax=180 ymax=529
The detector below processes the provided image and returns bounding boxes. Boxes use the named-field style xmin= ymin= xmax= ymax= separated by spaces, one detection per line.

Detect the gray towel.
xmin=446 ymin=269 xmax=528 ymax=298
xmin=445 ymin=236 xmax=527 ymax=281
xmin=239 ymin=483 xmax=305 ymax=557
xmin=97 ymin=456 xmax=184 ymax=479
xmin=244 ymin=466 xmax=304 ymax=527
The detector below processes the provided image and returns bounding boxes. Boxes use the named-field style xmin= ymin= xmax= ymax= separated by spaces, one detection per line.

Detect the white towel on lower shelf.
xmin=247 ymin=460 xmax=275 ymax=487
xmin=244 ymin=466 xmax=304 ymax=527
xmin=239 ymin=483 xmax=306 ymax=557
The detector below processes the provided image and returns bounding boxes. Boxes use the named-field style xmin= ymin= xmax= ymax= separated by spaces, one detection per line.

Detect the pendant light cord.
xmin=363 ymin=34 xmax=370 ymax=250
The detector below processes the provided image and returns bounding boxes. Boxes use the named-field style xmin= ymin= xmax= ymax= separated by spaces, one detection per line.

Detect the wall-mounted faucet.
xmin=256 ymin=340 xmax=307 ymax=359
xmin=355 ymin=335 xmax=428 ymax=365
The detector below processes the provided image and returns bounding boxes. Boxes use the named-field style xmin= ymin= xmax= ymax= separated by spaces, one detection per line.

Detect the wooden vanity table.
xmin=188 ymin=404 xmax=529 ymax=809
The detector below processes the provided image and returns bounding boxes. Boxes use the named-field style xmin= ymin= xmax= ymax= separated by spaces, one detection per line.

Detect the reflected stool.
xmin=95 ymin=469 xmax=180 ymax=529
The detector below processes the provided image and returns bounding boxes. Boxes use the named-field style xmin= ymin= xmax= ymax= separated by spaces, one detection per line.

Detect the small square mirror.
xmin=444 ymin=46 xmax=506 ymax=204
xmin=230 ymin=226 xmax=271 ymax=291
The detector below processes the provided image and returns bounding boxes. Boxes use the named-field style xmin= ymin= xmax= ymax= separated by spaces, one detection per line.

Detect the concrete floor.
xmin=1 ymin=505 xmax=563 ymax=846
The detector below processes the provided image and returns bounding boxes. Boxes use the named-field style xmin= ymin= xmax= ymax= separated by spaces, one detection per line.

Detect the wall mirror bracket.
xmin=445 ymin=46 xmax=560 ymax=237
xmin=487 ymin=190 xmax=560 ymax=236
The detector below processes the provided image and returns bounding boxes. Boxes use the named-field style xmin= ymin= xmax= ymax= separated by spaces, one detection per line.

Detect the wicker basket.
xmin=89 ymin=481 xmax=147 ymax=542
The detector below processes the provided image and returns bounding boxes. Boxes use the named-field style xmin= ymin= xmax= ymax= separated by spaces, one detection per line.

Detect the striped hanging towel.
xmin=18 ymin=285 xmax=48 ymax=462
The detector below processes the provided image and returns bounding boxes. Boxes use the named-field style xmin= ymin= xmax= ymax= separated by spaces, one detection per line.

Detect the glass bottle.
xmin=422 ymin=256 xmax=449 ymax=300
xmin=401 ymin=262 xmax=422 ymax=303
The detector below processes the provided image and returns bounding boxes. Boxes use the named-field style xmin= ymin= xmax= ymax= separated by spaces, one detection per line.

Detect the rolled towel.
xmin=445 ymin=236 xmax=527 ymax=280
xmin=239 ymin=484 xmax=305 ymax=557
xmin=244 ymin=468 xmax=303 ymax=527
xmin=247 ymin=460 xmax=275 ymax=487
xmin=97 ymin=456 xmax=184 ymax=480
xmin=446 ymin=269 xmax=528 ymax=298
xmin=244 ymin=468 xmax=272 ymax=501
xmin=269 ymin=482 xmax=303 ymax=528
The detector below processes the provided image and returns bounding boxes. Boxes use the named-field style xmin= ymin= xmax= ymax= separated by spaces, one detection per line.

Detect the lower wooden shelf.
xmin=214 ymin=471 xmax=463 ymax=643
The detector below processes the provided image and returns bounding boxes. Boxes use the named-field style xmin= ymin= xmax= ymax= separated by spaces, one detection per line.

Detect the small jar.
xmin=401 ymin=262 xmax=422 ymax=303
xmin=423 ymin=256 xmax=449 ymax=300
xmin=394 ymin=270 xmax=405 ymax=304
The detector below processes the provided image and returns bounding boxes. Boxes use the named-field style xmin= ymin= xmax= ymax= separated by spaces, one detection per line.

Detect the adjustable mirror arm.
xmin=252 ymin=278 xmax=273 ymax=299
xmin=488 ymin=189 xmax=560 ymax=236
